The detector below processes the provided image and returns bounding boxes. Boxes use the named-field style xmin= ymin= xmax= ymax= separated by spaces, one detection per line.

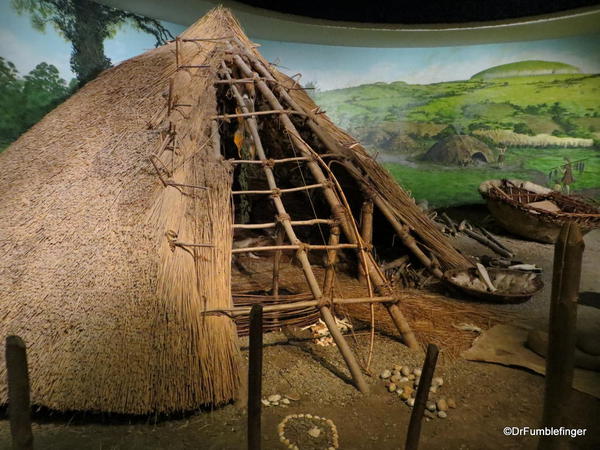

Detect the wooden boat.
xmin=479 ymin=179 xmax=600 ymax=243
xmin=444 ymin=267 xmax=544 ymax=304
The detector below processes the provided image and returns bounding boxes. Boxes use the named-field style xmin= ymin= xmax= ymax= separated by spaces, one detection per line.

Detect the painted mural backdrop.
xmin=1 ymin=1 xmax=599 ymax=207
xmin=258 ymin=37 xmax=600 ymax=208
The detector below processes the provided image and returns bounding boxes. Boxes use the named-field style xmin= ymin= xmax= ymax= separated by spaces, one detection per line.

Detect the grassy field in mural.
xmin=315 ymin=62 xmax=600 ymax=207
xmin=384 ymin=147 xmax=600 ymax=208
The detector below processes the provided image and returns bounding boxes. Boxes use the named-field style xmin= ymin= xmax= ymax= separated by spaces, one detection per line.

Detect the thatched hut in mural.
xmin=424 ymin=135 xmax=494 ymax=165
xmin=0 ymin=7 xmax=472 ymax=414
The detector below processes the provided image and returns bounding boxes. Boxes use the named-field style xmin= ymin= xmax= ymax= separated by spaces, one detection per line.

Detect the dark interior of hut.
xmin=215 ymin=72 xmax=416 ymax=299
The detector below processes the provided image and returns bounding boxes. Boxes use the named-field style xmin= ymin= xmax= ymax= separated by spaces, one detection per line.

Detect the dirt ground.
xmin=1 ymin=206 xmax=599 ymax=449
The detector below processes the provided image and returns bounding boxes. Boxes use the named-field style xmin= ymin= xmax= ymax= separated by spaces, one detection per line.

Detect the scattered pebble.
xmin=437 ymin=398 xmax=448 ymax=412
xmin=268 ymin=394 xmax=282 ymax=403
xmin=282 ymin=398 xmax=291 ymax=405
xmin=308 ymin=427 xmax=322 ymax=438
xmin=380 ymin=363 xmax=455 ymax=422
xmin=261 ymin=399 xmax=270 ymax=406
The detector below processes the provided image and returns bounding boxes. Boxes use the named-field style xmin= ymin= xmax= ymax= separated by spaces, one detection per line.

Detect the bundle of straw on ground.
xmin=0 ymin=10 xmax=242 ymax=414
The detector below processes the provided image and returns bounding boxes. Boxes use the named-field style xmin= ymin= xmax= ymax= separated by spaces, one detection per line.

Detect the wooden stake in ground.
xmin=248 ymin=304 xmax=264 ymax=450
xmin=406 ymin=344 xmax=439 ymax=450
xmin=538 ymin=223 xmax=584 ymax=450
xmin=5 ymin=335 xmax=34 ymax=450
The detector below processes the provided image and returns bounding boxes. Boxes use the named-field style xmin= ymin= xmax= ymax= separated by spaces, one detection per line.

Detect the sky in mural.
xmin=1 ymin=0 xmax=599 ymax=90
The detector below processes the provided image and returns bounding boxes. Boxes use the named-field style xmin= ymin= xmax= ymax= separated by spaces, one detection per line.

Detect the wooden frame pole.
xmin=323 ymin=225 xmax=341 ymax=297
xmin=271 ymin=224 xmax=284 ymax=298
xmin=231 ymin=39 xmax=451 ymax=282
xmin=221 ymin=62 xmax=369 ymax=393
xmin=358 ymin=200 xmax=374 ymax=282
xmin=230 ymin=46 xmax=418 ymax=350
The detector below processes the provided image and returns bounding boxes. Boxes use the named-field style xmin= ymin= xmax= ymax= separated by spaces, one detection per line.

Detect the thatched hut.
xmin=423 ymin=135 xmax=494 ymax=165
xmin=0 ymin=7 xmax=471 ymax=414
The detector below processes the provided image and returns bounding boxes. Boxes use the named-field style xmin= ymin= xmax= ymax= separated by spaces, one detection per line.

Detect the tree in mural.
xmin=12 ymin=0 xmax=173 ymax=85
xmin=0 ymin=58 xmax=71 ymax=149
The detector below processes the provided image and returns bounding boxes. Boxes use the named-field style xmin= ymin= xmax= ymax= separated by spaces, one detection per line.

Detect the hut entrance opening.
xmin=206 ymin=44 xmax=422 ymax=392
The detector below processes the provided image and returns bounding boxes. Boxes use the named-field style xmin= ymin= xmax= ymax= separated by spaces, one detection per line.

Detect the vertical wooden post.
xmin=358 ymin=200 xmax=373 ymax=282
xmin=175 ymin=36 xmax=180 ymax=69
xmin=323 ymin=225 xmax=340 ymax=297
xmin=248 ymin=304 xmax=264 ymax=450
xmin=271 ymin=225 xmax=284 ymax=298
xmin=406 ymin=343 xmax=439 ymax=450
xmin=6 ymin=336 xmax=34 ymax=450
xmin=538 ymin=223 xmax=584 ymax=450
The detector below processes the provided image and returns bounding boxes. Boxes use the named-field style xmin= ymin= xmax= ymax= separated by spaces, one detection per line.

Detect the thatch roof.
xmin=0 ymin=9 xmax=241 ymax=414
xmin=424 ymin=135 xmax=494 ymax=165
xmin=0 ymin=7 xmax=471 ymax=414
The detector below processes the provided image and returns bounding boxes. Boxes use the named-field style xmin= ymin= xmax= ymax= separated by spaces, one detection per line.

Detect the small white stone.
xmin=399 ymin=377 xmax=409 ymax=383
xmin=401 ymin=366 xmax=411 ymax=377
xmin=308 ymin=427 xmax=322 ymax=438
xmin=396 ymin=388 xmax=404 ymax=396
xmin=381 ymin=369 xmax=392 ymax=379
xmin=426 ymin=401 xmax=436 ymax=412
xmin=407 ymin=398 xmax=415 ymax=407
xmin=408 ymin=374 xmax=416 ymax=380
xmin=388 ymin=383 xmax=397 ymax=393
xmin=413 ymin=368 xmax=422 ymax=377
xmin=438 ymin=411 xmax=448 ymax=419
xmin=261 ymin=399 xmax=270 ymax=406
xmin=305 ymin=414 xmax=313 ymax=419
xmin=282 ymin=398 xmax=291 ymax=405
xmin=268 ymin=394 xmax=282 ymax=402
xmin=430 ymin=386 xmax=438 ymax=394
xmin=432 ymin=377 xmax=444 ymax=387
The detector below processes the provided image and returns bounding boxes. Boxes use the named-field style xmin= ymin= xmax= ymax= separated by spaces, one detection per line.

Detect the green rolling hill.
xmin=471 ymin=60 xmax=581 ymax=80
xmin=313 ymin=65 xmax=600 ymax=156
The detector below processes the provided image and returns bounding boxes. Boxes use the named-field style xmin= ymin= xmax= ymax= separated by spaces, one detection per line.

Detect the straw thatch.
xmin=424 ymin=135 xmax=494 ymax=166
xmin=0 ymin=9 xmax=242 ymax=414
xmin=0 ymin=6 xmax=473 ymax=414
